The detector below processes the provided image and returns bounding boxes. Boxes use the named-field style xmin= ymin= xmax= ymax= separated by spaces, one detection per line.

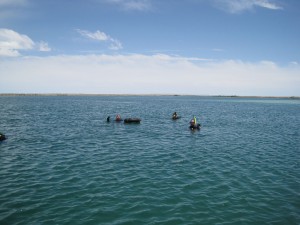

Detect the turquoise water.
xmin=0 ymin=96 xmax=299 ymax=225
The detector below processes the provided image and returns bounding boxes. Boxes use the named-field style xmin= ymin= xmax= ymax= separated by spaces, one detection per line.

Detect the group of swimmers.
xmin=106 ymin=115 xmax=122 ymax=122
xmin=107 ymin=112 xmax=201 ymax=130
xmin=172 ymin=112 xmax=201 ymax=130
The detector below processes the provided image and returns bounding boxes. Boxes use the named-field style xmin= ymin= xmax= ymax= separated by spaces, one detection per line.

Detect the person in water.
xmin=190 ymin=116 xmax=201 ymax=130
xmin=172 ymin=112 xmax=180 ymax=120
xmin=190 ymin=118 xmax=195 ymax=126
xmin=107 ymin=116 xmax=110 ymax=122
xmin=172 ymin=112 xmax=178 ymax=119
xmin=0 ymin=133 xmax=6 ymax=141
xmin=115 ymin=114 xmax=122 ymax=121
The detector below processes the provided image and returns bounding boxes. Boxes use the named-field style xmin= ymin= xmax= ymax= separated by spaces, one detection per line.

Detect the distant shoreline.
xmin=0 ymin=93 xmax=299 ymax=99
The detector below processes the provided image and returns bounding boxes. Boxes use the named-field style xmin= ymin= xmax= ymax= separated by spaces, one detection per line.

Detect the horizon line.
xmin=0 ymin=93 xmax=299 ymax=99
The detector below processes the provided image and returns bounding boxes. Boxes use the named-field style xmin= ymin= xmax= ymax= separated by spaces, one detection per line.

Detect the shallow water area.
xmin=0 ymin=95 xmax=299 ymax=224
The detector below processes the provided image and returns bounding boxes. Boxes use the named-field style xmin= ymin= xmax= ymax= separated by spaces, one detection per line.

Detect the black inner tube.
xmin=0 ymin=133 xmax=6 ymax=141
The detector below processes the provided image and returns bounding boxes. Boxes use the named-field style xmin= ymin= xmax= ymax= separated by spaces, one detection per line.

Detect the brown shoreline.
xmin=0 ymin=93 xmax=299 ymax=99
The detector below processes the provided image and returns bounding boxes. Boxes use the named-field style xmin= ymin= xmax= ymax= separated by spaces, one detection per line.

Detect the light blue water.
xmin=0 ymin=96 xmax=299 ymax=224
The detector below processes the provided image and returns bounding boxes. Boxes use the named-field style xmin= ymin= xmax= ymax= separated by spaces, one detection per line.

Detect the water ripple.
xmin=0 ymin=96 xmax=299 ymax=224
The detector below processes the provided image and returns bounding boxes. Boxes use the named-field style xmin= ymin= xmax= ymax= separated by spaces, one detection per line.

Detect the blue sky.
xmin=0 ymin=0 xmax=299 ymax=96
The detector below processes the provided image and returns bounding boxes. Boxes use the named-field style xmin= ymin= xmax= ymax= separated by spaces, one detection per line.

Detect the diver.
xmin=172 ymin=112 xmax=179 ymax=120
xmin=189 ymin=116 xmax=200 ymax=130
xmin=190 ymin=117 xmax=195 ymax=126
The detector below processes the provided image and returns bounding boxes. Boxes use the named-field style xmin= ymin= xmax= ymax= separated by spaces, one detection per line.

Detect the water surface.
xmin=0 ymin=96 xmax=299 ymax=224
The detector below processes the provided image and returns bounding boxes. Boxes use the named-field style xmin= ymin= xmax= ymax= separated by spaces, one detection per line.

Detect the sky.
xmin=0 ymin=0 xmax=299 ymax=96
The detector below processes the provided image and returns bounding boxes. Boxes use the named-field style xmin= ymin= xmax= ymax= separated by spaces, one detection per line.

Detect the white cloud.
xmin=0 ymin=29 xmax=51 ymax=57
xmin=0 ymin=0 xmax=28 ymax=7
xmin=76 ymin=29 xmax=109 ymax=41
xmin=254 ymin=0 xmax=282 ymax=10
xmin=37 ymin=41 xmax=51 ymax=52
xmin=109 ymin=39 xmax=122 ymax=50
xmin=290 ymin=61 xmax=299 ymax=66
xmin=213 ymin=0 xmax=282 ymax=13
xmin=212 ymin=48 xmax=224 ymax=52
xmin=76 ymin=29 xmax=123 ymax=50
xmin=0 ymin=29 xmax=34 ymax=56
xmin=102 ymin=0 xmax=152 ymax=11
xmin=0 ymin=54 xmax=299 ymax=96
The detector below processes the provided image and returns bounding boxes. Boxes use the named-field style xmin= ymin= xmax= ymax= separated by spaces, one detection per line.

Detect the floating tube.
xmin=124 ymin=118 xmax=141 ymax=124
xmin=0 ymin=133 xmax=6 ymax=141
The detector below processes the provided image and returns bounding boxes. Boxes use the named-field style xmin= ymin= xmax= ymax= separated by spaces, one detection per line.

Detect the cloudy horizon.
xmin=1 ymin=0 xmax=299 ymax=96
